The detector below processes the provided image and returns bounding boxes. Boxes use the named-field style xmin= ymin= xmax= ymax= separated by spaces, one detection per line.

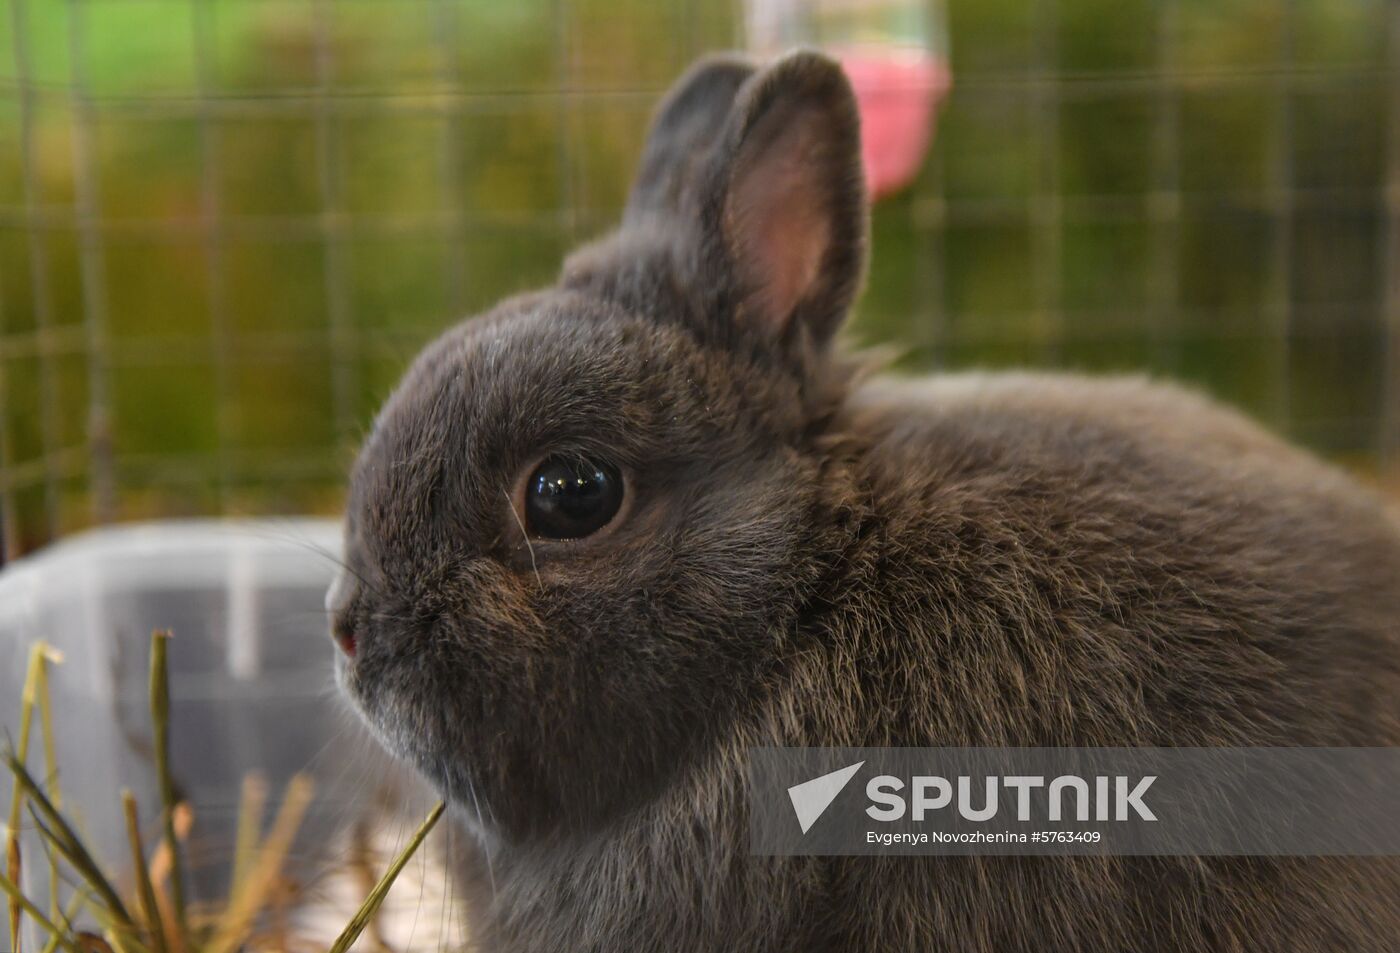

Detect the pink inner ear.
xmin=727 ymin=117 xmax=833 ymax=333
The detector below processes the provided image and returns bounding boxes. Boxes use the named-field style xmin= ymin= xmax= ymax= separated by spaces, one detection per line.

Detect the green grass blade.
xmin=147 ymin=631 xmax=186 ymax=941
xmin=6 ymin=834 xmax=20 ymax=953
xmin=4 ymin=753 xmax=132 ymax=927
xmin=32 ymin=649 xmax=61 ymax=812
xmin=33 ymin=648 xmax=63 ymax=928
xmin=22 ymin=812 xmax=153 ymax=953
xmin=327 ymin=802 xmax=446 ymax=953
xmin=120 ymin=793 xmax=166 ymax=953
xmin=0 ymin=869 xmax=84 ymax=953
xmin=7 ymin=644 xmax=57 ymax=953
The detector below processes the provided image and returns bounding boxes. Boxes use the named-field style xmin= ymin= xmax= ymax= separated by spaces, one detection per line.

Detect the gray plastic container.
xmin=0 ymin=518 xmax=391 ymax=923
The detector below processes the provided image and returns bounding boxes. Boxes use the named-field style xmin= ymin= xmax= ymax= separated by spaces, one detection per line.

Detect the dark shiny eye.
xmin=524 ymin=456 xmax=624 ymax=540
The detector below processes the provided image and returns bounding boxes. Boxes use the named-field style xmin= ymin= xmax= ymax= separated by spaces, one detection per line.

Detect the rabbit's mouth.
xmin=325 ymin=569 xmax=360 ymax=659
xmin=330 ymin=647 xmax=367 ymax=725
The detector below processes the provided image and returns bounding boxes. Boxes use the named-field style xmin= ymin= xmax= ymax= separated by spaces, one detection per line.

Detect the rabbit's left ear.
xmin=625 ymin=54 xmax=756 ymax=225
xmin=698 ymin=51 xmax=868 ymax=351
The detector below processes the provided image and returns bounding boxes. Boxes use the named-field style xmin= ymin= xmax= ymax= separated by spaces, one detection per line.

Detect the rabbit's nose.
xmin=326 ymin=572 xmax=358 ymax=658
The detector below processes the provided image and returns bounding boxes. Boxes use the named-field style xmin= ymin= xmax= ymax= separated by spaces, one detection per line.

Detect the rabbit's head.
xmin=331 ymin=52 xmax=867 ymax=840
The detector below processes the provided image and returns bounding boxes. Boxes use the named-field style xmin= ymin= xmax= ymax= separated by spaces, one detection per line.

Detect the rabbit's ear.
xmin=625 ymin=54 xmax=757 ymax=225
xmin=699 ymin=50 xmax=867 ymax=351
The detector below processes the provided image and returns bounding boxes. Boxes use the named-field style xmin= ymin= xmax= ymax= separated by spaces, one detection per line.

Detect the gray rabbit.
xmin=329 ymin=51 xmax=1400 ymax=952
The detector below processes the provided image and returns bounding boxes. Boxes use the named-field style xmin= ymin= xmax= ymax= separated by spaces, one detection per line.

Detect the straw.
xmin=39 ymin=888 xmax=92 ymax=953
xmin=4 ymin=631 xmax=448 ymax=952
xmin=228 ymin=774 xmax=267 ymax=904
xmin=202 ymin=774 xmax=314 ymax=953
xmin=144 ymin=804 xmax=191 ymax=953
xmin=327 ymin=802 xmax=446 ymax=953
xmin=120 ymin=792 xmax=167 ymax=953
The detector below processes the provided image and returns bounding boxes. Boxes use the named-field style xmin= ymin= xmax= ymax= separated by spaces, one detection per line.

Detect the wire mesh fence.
xmin=1 ymin=0 xmax=1398 ymax=559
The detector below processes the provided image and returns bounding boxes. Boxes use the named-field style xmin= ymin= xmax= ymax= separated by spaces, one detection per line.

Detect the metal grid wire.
xmin=1 ymin=0 xmax=1399 ymax=560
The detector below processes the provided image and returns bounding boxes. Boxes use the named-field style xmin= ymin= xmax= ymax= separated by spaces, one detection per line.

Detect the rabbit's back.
xmin=828 ymin=370 xmax=1400 ymax=749
xmin=852 ymin=371 xmax=1345 ymax=485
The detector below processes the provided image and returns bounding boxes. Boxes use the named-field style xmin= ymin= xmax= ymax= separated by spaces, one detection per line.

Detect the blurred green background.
xmin=1 ymin=0 xmax=1397 ymax=557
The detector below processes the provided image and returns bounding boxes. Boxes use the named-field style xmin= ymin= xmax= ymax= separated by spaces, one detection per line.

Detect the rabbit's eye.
xmin=525 ymin=456 xmax=624 ymax=540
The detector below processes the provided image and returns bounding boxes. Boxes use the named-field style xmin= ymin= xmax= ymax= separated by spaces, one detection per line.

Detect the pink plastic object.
xmin=837 ymin=49 xmax=950 ymax=199
xmin=743 ymin=0 xmax=950 ymax=201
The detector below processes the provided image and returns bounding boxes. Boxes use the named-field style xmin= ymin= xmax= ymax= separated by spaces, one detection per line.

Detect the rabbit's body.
xmin=333 ymin=52 xmax=1400 ymax=951
xmin=453 ymin=370 xmax=1400 ymax=953
xmin=838 ymin=369 xmax=1400 ymax=754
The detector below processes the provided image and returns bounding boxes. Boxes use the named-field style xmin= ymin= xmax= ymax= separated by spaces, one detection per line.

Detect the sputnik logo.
xmin=787 ymin=761 xmax=865 ymax=834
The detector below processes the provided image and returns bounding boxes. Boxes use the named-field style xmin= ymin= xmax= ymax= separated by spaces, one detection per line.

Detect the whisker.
xmin=231 ymin=521 xmax=387 ymax=601
xmin=440 ymin=774 xmax=453 ymax=953
xmin=502 ymin=490 xmax=541 ymax=589
xmin=465 ymin=773 xmax=497 ymax=902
